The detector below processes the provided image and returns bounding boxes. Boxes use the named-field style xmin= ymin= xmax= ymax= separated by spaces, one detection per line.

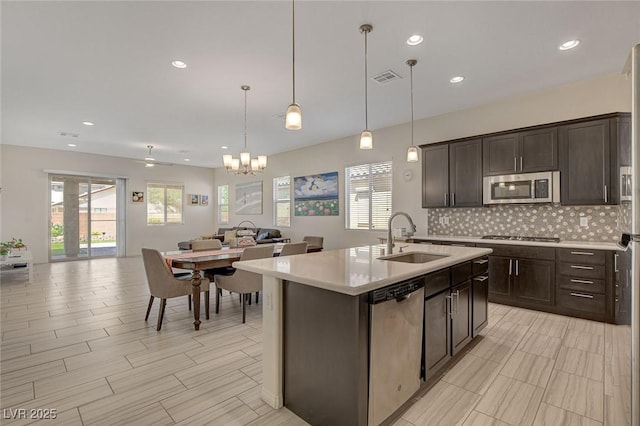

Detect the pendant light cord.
xmin=410 ymin=63 xmax=414 ymax=146
xmin=292 ymin=0 xmax=296 ymax=103
xmin=364 ymin=28 xmax=368 ymax=129
xmin=243 ymin=87 xmax=248 ymax=151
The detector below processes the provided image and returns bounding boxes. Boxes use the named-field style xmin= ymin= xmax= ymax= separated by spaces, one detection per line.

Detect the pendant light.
xmin=359 ymin=24 xmax=373 ymax=150
xmin=222 ymin=85 xmax=267 ymax=175
xmin=285 ymin=0 xmax=302 ymax=130
xmin=406 ymin=59 xmax=419 ymax=162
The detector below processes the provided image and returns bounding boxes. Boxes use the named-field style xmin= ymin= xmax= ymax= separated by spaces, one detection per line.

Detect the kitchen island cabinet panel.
xmin=424 ymin=290 xmax=451 ymax=381
xmin=451 ymin=280 xmax=473 ymax=355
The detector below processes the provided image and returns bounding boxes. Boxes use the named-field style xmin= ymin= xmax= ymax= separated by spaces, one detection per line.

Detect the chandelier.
xmin=222 ymin=85 xmax=267 ymax=174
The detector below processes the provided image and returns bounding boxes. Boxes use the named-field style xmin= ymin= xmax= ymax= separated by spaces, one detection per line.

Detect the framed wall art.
xmin=200 ymin=195 xmax=209 ymax=206
xmin=235 ymin=181 xmax=263 ymax=214
xmin=131 ymin=191 xmax=144 ymax=203
xmin=190 ymin=194 xmax=200 ymax=205
xmin=294 ymin=171 xmax=339 ymax=216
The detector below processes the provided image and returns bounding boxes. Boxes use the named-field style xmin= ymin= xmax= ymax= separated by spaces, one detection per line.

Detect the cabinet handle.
xmin=614 ymin=253 xmax=619 ymax=273
xmin=454 ymin=290 xmax=459 ymax=314
xmin=444 ymin=193 xmax=448 ymax=206
xmin=451 ymin=192 xmax=455 ymax=206
xmin=515 ymin=259 xmax=519 ymax=276
xmin=570 ymin=292 xmax=594 ymax=299
xmin=451 ymin=244 xmax=466 ymax=247
xmin=604 ymin=184 xmax=608 ymax=203
xmin=571 ymin=265 xmax=594 ymax=270
xmin=473 ymin=259 xmax=488 ymax=264
xmin=474 ymin=275 xmax=489 ymax=282
xmin=570 ymin=251 xmax=594 ymax=256
xmin=520 ymin=156 xmax=523 ymax=171
xmin=570 ymin=279 xmax=594 ymax=284
xmin=514 ymin=157 xmax=517 ymax=172
xmin=445 ymin=294 xmax=453 ymax=318
xmin=508 ymin=259 xmax=513 ymax=275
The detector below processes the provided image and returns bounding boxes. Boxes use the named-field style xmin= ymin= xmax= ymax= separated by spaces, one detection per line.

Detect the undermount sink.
xmin=378 ymin=252 xmax=449 ymax=264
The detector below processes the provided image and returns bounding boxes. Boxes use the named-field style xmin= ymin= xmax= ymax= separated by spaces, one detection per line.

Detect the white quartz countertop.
xmin=410 ymin=235 xmax=623 ymax=251
xmin=233 ymin=243 xmax=492 ymax=296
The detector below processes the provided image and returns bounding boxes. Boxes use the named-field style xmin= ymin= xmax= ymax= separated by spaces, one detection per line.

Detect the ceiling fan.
xmin=136 ymin=145 xmax=173 ymax=167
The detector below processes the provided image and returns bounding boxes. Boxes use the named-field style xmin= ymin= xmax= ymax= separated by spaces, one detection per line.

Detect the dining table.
xmin=163 ymin=245 xmax=283 ymax=330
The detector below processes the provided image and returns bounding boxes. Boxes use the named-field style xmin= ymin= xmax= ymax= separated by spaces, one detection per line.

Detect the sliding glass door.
xmin=49 ymin=174 xmax=123 ymax=261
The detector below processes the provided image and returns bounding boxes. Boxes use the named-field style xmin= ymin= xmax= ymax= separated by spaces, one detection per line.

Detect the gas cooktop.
xmin=481 ymin=235 xmax=561 ymax=243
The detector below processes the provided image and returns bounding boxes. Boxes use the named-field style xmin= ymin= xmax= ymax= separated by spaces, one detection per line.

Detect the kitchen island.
xmin=234 ymin=243 xmax=492 ymax=425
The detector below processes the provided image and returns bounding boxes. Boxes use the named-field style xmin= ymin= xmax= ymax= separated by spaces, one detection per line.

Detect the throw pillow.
xmin=223 ymin=230 xmax=237 ymax=242
xmin=257 ymin=231 xmax=269 ymax=241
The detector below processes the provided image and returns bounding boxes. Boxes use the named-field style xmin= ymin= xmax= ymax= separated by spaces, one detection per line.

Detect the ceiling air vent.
xmin=371 ymin=70 xmax=402 ymax=85
xmin=59 ymin=131 xmax=79 ymax=138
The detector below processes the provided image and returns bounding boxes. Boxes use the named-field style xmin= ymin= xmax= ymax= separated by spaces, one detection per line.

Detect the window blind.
xmin=346 ymin=161 xmax=392 ymax=230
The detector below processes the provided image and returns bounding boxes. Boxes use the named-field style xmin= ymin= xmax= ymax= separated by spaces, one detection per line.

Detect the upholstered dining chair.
xmin=302 ymin=236 xmax=324 ymax=251
xmin=191 ymin=239 xmax=223 ymax=252
xmin=141 ymin=248 xmax=210 ymax=331
xmin=213 ymin=245 xmax=274 ymax=323
xmin=279 ymin=241 xmax=308 ymax=257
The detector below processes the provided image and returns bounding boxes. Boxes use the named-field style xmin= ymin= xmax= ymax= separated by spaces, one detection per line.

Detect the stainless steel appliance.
xmin=483 ymin=171 xmax=560 ymax=205
xmin=619 ymin=43 xmax=639 ymax=425
xmin=621 ymin=166 xmax=632 ymax=202
xmin=368 ymin=277 xmax=424 ymax=426
xmin=482 ymin=235 xmax=560 ymax=243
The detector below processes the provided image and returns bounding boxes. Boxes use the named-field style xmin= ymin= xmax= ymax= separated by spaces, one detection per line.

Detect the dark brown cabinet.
xmin=424 ymin=290 xmax=450 ymax=380
xmin=421 ymin=144 xmax=449 ymax=208
xmin=481 ymin=244 xmax=555 ymax=310
xmin=615 ymin=250 xmax=632 ymax=325
xmin=422 ymin=139 xmax=482 ymax=208
xmin=559 ymin=118 xmax=612 ymax=205
xmin=472 ymin=257 xmax=489 ymax=336
xmin=451 ymin=280 xmax=472 ymax=355
xmin=483 ymin=127 xmax=557 ymax=176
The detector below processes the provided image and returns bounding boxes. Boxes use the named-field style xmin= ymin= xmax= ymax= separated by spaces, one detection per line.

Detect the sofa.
xmin=178 ymin=226 xmax=283 ymax=250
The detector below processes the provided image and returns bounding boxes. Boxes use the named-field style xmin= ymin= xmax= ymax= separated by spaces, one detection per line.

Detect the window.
xmin=146 ymin=183 xmax=183 ymax=225
xmin=274 ymin=176 xmax=291 ymax=227
xmin=217 ymin=185 xmax=229 ymax=225
xmin=345 ymin=161 xmax=392 ymax=230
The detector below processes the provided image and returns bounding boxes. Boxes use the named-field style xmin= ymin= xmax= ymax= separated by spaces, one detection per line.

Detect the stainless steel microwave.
xmin=620 ymin=166 xmax=632 ymax=202
xmin=483 ymin=171 xmax=560 ymax=205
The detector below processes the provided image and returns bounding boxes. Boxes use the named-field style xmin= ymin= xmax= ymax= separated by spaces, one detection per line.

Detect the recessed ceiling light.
xmin=184 ymin=158 xmax=191 ymax=162
xmin=558 ymin=40 xmax=580 ymax=51
xmin=221 ymin=146 xmax=228 ymax=150
xmin=82 ymin=121 xmax=94 ymax=126
xmin=67 ymin=143 xmax=77 ymax=147
xmin=449 ymin=76 xmax=465 ymax=83
xmin=171 ymin=60 xmax=187 ymax=69
xmin=406 ymin=34 xmax=423 ymax=46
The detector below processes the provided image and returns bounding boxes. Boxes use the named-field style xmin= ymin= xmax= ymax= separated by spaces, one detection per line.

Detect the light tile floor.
xmin=0 ymin=257 xmax=632 ymax=425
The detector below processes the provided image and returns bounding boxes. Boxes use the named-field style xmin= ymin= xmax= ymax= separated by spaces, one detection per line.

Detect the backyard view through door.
xmin=49 ymin=174 xmax=122 ymax=260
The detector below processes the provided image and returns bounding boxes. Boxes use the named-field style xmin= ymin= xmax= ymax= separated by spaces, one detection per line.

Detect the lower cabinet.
xmin=424 ymin=257 xmax=487 ymax=381
xmin=516 ymin=258 xmax=555 ymax=306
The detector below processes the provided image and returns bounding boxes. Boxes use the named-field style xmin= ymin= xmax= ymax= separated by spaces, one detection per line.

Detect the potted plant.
xmin=0 ymin=243 xmax=9 ymax=260
xmin=9 ymin=238 xmax=25 ymax=250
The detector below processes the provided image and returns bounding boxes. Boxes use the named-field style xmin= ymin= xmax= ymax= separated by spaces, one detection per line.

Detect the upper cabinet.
xmin=483 ymin=127 xmax=557 ymax=176
xmin=422 ymin=139 xmax=482 ymax=208
xmin=559 ymin=114 xmax=631 ymax=205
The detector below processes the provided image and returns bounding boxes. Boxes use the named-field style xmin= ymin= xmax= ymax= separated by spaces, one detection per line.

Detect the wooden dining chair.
xmin=279 ymin=242 xmax=308 ymax=256
xmin=141 ymin=248 xmax=210 ymax=331
xmin=213 ymin=245 xmax=274 ymax=323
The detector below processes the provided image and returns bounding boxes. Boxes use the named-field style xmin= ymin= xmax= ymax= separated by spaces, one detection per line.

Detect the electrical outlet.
xmin=439 ymin=217 xmax=444 ymax=225
xmin=580 ymin=217 xmax=588 ymax=227
xmin=444 ymin=216 xmax=450 ymax=225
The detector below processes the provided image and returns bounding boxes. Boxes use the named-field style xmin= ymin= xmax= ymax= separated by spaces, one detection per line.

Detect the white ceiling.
xmin=2 ymin=1 xmax=640 ymax=168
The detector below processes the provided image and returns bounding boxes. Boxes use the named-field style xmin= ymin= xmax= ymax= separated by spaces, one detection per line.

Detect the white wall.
xmin=0 ymin=145 xmax=216 ymax=263
xmin=213 ymin=73 xmax=631 ymax=249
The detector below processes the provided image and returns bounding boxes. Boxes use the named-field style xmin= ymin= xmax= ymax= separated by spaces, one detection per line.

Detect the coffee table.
xmin=0 ymin=250 xmax=34 ymax=283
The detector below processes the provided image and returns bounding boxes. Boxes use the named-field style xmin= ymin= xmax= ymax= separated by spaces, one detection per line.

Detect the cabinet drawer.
xmin=452 ymin=262 xmax=472 ymax=285
xmin=557 ymin=288 xmax=606 ymax=315
xmin=557 ymin=275 xmax=605 ymax=294
xmin=476 ymin=244 xmax=555 ymax=260
xmin=472 ymin=257 xmax=489 ymax=276
xmin=425 ymin=269 xmax=451 ymax=298
xmin=558 ymin=262 xmax=605 ymax=279
xmin=557 ymin=248 xmax=606 ymax=265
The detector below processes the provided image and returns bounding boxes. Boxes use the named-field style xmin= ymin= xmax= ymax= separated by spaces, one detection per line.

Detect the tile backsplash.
xmin=427 ymin=204 xmax=621 ymax=242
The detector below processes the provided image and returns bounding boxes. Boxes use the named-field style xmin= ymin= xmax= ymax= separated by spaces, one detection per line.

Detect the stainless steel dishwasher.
xmin=368 ymin=277 xmax=425 ymax=426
